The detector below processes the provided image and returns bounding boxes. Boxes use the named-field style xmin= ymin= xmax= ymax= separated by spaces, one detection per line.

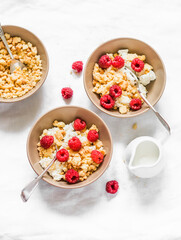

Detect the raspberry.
xmin=56 ymin=149 xmax=69 ymax=162
xmin=68 ymin=136 xmax=82 ymax=151
xmin=91 ymin=150 xmax=104 ymax=164
xmin=112 ymin=56 xmax=124 ymax=69
xmin=130 ymin=98 xmax=142 ymax=110
xmin=98 ymin=55 xmax=112 ymax=69
xmin=61 ymin=87 xmax=73 ymax=99
xmin=106 ymin=180 xmax=119 ymax=194
xmin=40 ymin=135 xmax=54 ymax=149
xmin=65 ymin=169 xmax=79 ymax=183
xmin=74 ymin=118 xmax=86 ymax=131
xmin=87 ymin=130 xmax=99 ymax=142
xmin=131 ymin=58 xmax=144 ymax=72
xmin=72 ymin=61 xmax=83 ymax=73
xmin=109 ymin=85 xmax=122 ymax=98
xmin=100 ymin=94 xmax=115 ymax=109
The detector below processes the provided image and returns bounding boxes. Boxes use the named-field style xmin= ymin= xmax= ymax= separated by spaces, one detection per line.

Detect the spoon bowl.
xmin=84 ymin=38 xmax=166 ymax=118
xmin=10 ymin=59 xmax=25 ymax=73
xmin=27 ymin=106 xmax=113 ymax=189
xmin=21 ymin=146 xmax=58 ymax=202
xmin=124 ymin=66 xmax=170 ymax=134
xmin=0 ymin=24 xmax=25 ymax=73
xmin=0 ymin=25 xmax=49 ymax=103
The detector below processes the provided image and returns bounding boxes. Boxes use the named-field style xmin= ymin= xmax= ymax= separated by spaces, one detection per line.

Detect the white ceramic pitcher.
xmin=124 ymin=136 xmax=163 ymax=178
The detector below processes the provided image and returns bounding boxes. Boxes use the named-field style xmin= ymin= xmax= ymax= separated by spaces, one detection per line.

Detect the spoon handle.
xmin=124 ymin=67 xmax=171 ymax=134
xmin=0 ymin=24 xmax=14 ymax=59
xmin=155 ymin=111 xmax=171 ymax=134
xmin=139 ymin=90 xmax=171 ymax=134
xmin=21 ymin=149 xmax=57 ymax=202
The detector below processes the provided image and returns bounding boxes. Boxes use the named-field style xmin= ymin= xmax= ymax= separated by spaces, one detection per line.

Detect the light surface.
xmin=0 ymin=0 xmax=181 ymax=239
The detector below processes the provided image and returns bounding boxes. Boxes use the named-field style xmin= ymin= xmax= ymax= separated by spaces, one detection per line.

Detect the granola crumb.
xmin=92 ymin=49 xmax=156 ymax=114
xmin=0 ymin=33 xmax=42 ymax=99
xmin=132 ymin=123 xmax=137 ymax=130
xmin=38 ymin=120 xmax=106 ymax=182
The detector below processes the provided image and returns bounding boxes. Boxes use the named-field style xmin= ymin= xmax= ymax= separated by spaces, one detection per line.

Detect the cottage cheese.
xmin=92 ymin=49 xmax=156 ymax=114
xmin=37 ymin=120 xmax=106 ymax=182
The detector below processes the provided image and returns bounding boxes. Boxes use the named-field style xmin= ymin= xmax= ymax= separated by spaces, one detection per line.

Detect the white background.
xmin=0 ymin=0 xmax=181 ymax=239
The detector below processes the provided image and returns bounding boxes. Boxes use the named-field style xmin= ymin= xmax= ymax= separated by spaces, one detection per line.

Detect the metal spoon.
xmin=0 ymin=23 xmax=25 ymax=73
xmin=124 ymin=66 xmax=171 ymax=134
xmin=21 ymin=146 xmax=58 ymax=202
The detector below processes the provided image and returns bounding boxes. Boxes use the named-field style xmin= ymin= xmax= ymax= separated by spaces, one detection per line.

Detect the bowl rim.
xmin=83 ymin=37 xmax=166 ymax=118
xmin=26 ymin=105 xmax=113 ymax=189
xmin=0 ymin=24 xmax=49 ymax=103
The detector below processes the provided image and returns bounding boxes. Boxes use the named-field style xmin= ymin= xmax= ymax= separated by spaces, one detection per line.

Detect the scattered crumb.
xmin=132 ymin=123 xmax=137 ymax=130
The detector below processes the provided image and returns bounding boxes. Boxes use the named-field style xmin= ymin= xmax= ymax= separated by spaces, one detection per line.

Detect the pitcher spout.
xmin=124 ymin=136 xmax=163 ymax=178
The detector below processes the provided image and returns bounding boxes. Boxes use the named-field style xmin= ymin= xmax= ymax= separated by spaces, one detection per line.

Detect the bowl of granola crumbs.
xmin=0 ymin=25 xmax=49 ymax=102
xmin=27 ymin=106 xmax=113 ymax=189
xmin=84 ymin=38 xmax=166 ymax=118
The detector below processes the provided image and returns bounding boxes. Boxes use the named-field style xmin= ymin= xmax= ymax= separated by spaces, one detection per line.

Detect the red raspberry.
xmin=65 ymin=169 xmax=79 ymax=183
xmin=98 ymin=55 xmax=112 ymax=69
xmin=106 ymin=180 xmax=119 ymax=194
xmin=74 ymin=118 xmax=86 ymax=131
xmin=112 ymin=56 xmax=124 ymax=68
xmin=40 ymin=135 xmax=54 ymax=149
xmin=91 ymin=150 xmax=104 ymax=164
xmin=61 ymin=87 xmax=73 ymax=99
xmin=68 ymin=136 xmax=82 ymax=151
xmin=100 ymin=94 xmax=115 ymax=109
xmin=87 ymin=130 xmax=99 ymax=142
xmin=56 ymin=149 xmax=69 ymax=162
xmin=130 ymin=98 xmax=142 ymax=110
xmin=72 ymin=61 xmax=83 ymax=73
xmin=109 ymin=85 xmax=122 ymax=98
xmin=131 ymin=58 xmax=144 ymax=72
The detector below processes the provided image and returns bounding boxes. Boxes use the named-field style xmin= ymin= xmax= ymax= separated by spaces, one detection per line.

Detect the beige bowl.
xmin=84 ymin=38 xmax=166 ymax=118
xmin=27 ymin=106 xmax=113 ymax=189
xmin=0 ymin=25 xmax=49 ymax=103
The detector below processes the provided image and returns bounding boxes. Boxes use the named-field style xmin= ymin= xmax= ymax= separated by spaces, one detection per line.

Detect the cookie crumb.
xmin=132 ymin=123 xmax=137 ymax=130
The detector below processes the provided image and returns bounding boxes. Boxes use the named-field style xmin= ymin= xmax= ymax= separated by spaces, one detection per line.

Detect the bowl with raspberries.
xmin=84 ymin=38 xmax=166 ymax=117
xmin=27 ymin=106 xmax=112 ymax=189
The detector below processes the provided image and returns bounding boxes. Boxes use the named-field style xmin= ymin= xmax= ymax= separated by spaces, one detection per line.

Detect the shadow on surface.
xmin=127 ymin=168 xmax=165 ymax=205
xmin=88 ymin=101 xmax=159 ymax=146
xmin=38 ymin=177 xmax=105 ymax=215
xmin=0 ymin=88 xmax=44 ymax=133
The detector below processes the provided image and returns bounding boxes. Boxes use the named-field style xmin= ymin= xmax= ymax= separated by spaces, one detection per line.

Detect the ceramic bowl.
xmin=84 ymin=38 xmax=166 ymax=118
xmin=0 ymin=25 xmax=49 ymax=103
xmin=27 ymin=106 xmax=113 ymax=189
